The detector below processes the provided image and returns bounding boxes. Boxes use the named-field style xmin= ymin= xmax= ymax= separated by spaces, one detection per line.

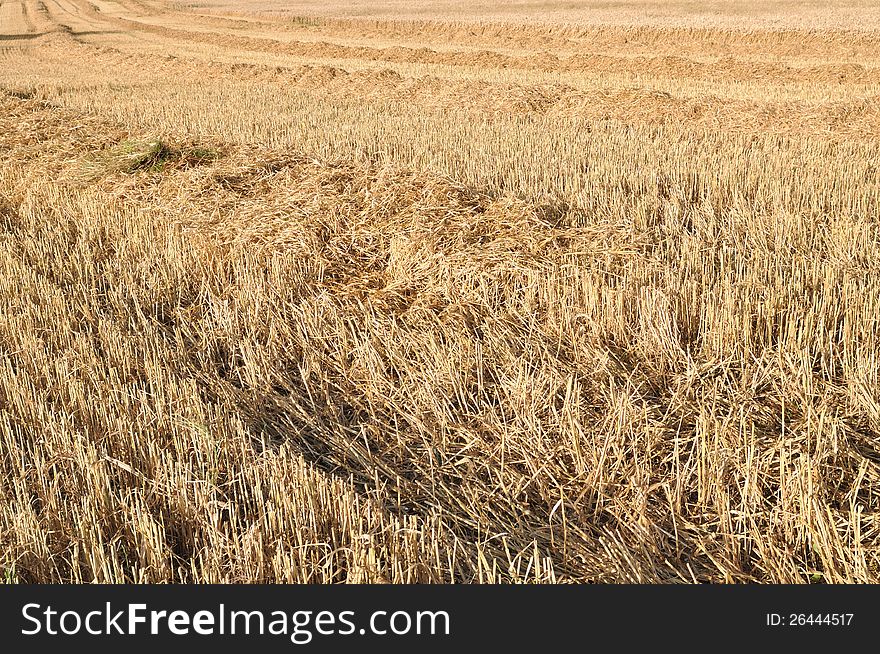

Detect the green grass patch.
xmin=79 ymin=139 xmax=221 ymax=180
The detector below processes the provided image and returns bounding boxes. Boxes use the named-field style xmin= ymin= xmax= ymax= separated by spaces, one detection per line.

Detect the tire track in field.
xmin=20 ymin=0 xmax=36 ymax=31
xmin=0 ymin=0 xmax=34 ymax=37
xmin=40 ymin=0 xmax=152 ymax=49
xmin=20 ymin=0 xmax=50 ymax=33
xmin=42 ymin=0 xmax=100 ymax=33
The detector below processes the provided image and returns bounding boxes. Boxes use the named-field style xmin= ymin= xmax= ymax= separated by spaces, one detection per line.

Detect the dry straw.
xmin=0 ymin=0 xmax=878 ymax=583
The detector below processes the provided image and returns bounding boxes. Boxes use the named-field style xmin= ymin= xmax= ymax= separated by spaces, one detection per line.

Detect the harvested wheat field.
xmin=0 ymin=0 xmax=879 ymax=584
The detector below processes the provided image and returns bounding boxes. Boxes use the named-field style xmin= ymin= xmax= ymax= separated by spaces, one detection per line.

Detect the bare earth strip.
xmin=0 ymin=0 xmax=879 ymax=584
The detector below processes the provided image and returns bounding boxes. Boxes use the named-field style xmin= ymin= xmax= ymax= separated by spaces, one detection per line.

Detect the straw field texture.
xmin=1 ymin=0 xmax=879 ymax=583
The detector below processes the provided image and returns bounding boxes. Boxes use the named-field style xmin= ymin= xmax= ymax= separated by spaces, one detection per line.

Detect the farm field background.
xmin=0 ymin=0 xmax=879 ymax=583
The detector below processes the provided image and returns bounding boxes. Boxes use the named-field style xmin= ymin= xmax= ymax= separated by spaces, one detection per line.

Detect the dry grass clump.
xmin=1 ymin=0 xmax=879 ymax=584
xmin=78 ymin=139 xmax=221 ymax=179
